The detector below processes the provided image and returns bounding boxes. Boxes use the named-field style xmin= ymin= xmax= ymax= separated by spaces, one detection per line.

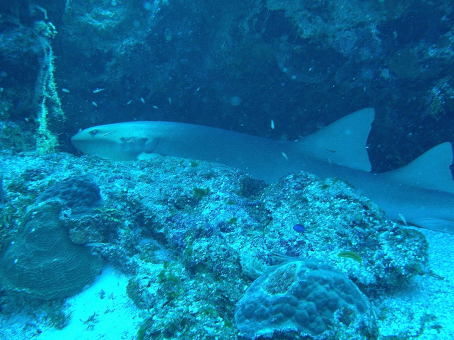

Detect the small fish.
xmin=86 ymin=242 xmax=107 ymax=248
xmin=141 ymin=98 xmax=145 ymax=104
xmin=93 ymin=88 xmax=105 ymax=93
xmin=91 ymin=101 xmax=98 ymax=107
xmin=127 ymin=100 xmax=133 ymax=105
xmin=337 ymin=251 xmax=362 ymax=265
xmin=270 ymin=251 xmax=296 ymax=264
xmin=293 ymin=224 xmax=306 ymax=233
xmin=271 ymin=119 xmax=275 ymax=129
xmin=62 ymin=88 xmax=70 ymax=93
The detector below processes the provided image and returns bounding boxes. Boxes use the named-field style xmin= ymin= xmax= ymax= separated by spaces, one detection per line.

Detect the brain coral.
xmin=235 ymin=259 xmax=375 ymax=339
xmin=0 ymin=202 xmax=102 ymax=300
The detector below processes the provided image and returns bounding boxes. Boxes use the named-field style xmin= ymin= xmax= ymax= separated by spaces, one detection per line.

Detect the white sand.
xmin=0 ymin=265 xmax=143 ymax=340
xmin=376 ymin=228 xmax=454 ymax=339
xmin=37 ymin=265 xmax=143 ymax=340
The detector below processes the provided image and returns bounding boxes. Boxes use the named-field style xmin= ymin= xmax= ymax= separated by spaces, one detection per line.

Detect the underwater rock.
xmin=257 ymin=171 xmax=429 ymax=288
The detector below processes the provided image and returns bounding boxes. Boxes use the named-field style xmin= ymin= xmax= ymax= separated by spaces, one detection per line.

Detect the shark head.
xmin=71 ymin=122 xmax=161 ymax=161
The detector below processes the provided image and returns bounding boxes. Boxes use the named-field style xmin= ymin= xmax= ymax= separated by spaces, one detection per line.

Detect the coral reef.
xmin=0 ymin=152 xmax=431 ymax=338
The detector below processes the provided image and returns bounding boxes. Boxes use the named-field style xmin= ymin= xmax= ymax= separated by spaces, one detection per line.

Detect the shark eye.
xmin=89 ymin=129 xmax=98 ymax=136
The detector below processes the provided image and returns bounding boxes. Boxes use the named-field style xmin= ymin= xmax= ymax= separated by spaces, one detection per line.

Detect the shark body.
xmin=71 ymin=108 xmax=454 ymax=233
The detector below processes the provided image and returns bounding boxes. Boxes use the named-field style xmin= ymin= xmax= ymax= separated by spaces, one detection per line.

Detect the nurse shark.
xmin=71 ymin=108 xmax=454 ymax=233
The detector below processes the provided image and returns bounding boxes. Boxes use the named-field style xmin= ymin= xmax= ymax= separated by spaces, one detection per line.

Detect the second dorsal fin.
xmin=385 ymin=142 xmax=454 ymax=194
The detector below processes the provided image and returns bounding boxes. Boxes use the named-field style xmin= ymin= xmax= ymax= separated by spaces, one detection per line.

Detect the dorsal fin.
xmin=298 ymin=108 xmax=374 ymax=171
xmin=386 ymin=142 xmax=454 ymax=194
